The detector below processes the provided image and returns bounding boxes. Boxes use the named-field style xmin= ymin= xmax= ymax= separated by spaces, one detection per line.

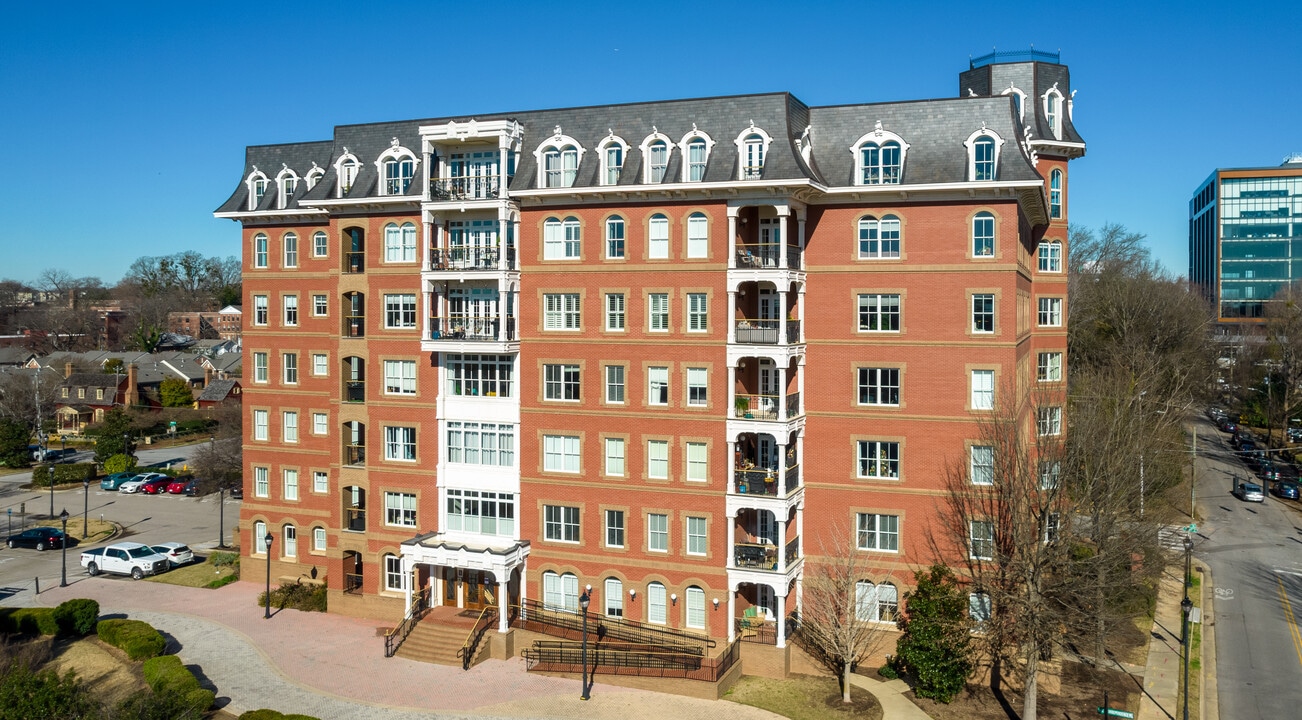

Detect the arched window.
xmin=247 ymin=170 xmax=269 ymax=210
xmin=254 ymin=521 xmax=268 ymax=554
xmin=858 ymin=215 xmax=901 ymax=259
xmin=605 ymin=578 xmax=624 ymax=617
xmin=384 ymin=157 xmax=415 ymax=195
xmin=974 ymin=138 xmax=995 ymax=180
xmin=305 ymin=166 xmax=324 ymax=190
xmin=678 ymin=130 xmax=714 ymax=183
xmin=1038 ymin=240 xmax=1063 ymax=272
xmin=544 ymin=145 xmax=579 ymax=188
xmin=741 ymin=133 xmax=766 ymax=179
xmin=1049 ymin=169 xmax=1063 ymax=219
xmin=647 ymin=581 xmax=667 ymax=624
xmin=1002 ymin=86 xmax=1027 ymax=122
xmin=1044 ymin=89 xmax=1063 ymax=139
xmin=852 ymin=128 xmax=909 ymax=185
xmin=543 ymin=571 xmax=579 ymax=612
xmin=685 ymin=586 xmax=705 ymax=629
xmin=283 ymin=524 xmax=297 ymax=558
xmin=344 ymin=228 xmax=365 ymax=273
xmin=606 ymin=216 xmax=626 ymax=259
xmin=687 ymin=213 xmax=709 ymax=258
xmin=648 ymin=214 xmax=669 ymax=259
xmin=283 ymin=232 xmax=298 ymax=268
xmin=543 ymin=217 xmax=581 ymax=260
xmin=313 ymin=231 xmax=328 ymax=258
xmin=336 ymin=155 xmax=359 ymax=197
xmin=253 ymin=233 xmax=268 ymax=268
xmin=972 ymin=212 xmax=996 ymax=257
xmin=312 ymin=526 xmax=327 ymax=552
xmin=599 ymin=135 xmax=629 ymax=186
xmin=383 ymin=554 xmax=406 ymax=592
xmin=384 ymin=223 xmax=417 ymax=263
xmin=277 ymin=171 xmax=299 ymax=210
xmin=855 ymin=581 xmax=895 ymax=622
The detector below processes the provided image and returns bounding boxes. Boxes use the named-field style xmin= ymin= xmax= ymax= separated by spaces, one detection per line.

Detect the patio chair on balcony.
xmin=740 ymin=606 xmax=759 ymax=638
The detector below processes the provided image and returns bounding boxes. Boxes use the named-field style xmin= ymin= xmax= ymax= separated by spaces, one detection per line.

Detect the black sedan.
xmin=1273 ymin=480 xmax=1301 ymax=500
xmin=5 ymin=526 xmax=67 ymax=551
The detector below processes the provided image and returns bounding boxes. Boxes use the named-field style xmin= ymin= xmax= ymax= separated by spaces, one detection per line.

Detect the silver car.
xmin=1237 ymin=482 xmax=1265 ymax=503
xmin=149 ymin=542 xmax=194 ymax=568
xmin=119 ymin=472 xmax=167 ymax=494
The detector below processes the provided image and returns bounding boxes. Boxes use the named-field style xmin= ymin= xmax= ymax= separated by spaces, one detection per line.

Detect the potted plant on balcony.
xmin=735 ymin=397 xmax=751 ymax=418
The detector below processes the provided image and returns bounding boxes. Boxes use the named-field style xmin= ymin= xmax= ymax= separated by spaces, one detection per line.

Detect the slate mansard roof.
xmin=217 ymin=60 xmax=1082 ymax=215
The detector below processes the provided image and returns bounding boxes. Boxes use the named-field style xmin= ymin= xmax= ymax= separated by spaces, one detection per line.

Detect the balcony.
xmin=428 ymin=315 xmax=516 ymax=342
xmin=735 ymin=320 xmax=778 ymax=345
xmin=345 ymin=251 xmax=364 ymax=274
xmin=733 ymin=393 xmax=801 ymax=421
xmin=734 ymin=540 xmax=799 ymax=572
xmin=429 ymin=246 xmax=516 ymax=272
xmin=430 ymin=176 xmax=501 ymax=201
xmin=735 ymin=244 xmax=802 ymax=270
xmin=343 ymin=314 xmax=365 ymax=338
xmin=345 ymin=381 xmax=365 ymax=403
xmin=733 ymin=464 xmax=800 ymax=497
xmin=344 ymin=444 xmax=366 ymax=466
xmin=742 ymin=165 xmax=764 ymax=180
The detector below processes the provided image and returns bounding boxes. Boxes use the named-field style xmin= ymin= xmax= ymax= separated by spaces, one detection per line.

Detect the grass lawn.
xmin=145 ymin=553 xmax=239 ymax=589
xmin=726 ymin=674 xmax=882 ymax=720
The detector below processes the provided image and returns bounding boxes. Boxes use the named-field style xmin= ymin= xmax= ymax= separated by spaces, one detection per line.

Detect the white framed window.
xmin=445 ymin=354 xmax=514 ymax=398
xmin=1038 ymin=241 xmax=1062 ymax=272
xmin=313 ymin=526 xmax=327 ymax=551
xmin=969 ymin=592 xmax=992 ymax=623
xmin=858 ymin=215 xmax=901 ymax=259
xmin=384 ymin=294 xmax=417 ymax=329
xmin=647 ymin=440 xmax=669 ymax=479
xmin=1040 ymin=461 xmax=1061 ymax=490
xmin=543 ymin=571 xmax=580 ymax=612
xmin=282 ymin=296 xmax=298 ymax=326
xmin=313 ymin=470 xmax=328 ymax=493
xmin=383 ymin=426 xmax=416 ymax=461
xmin=544 ymin=505 xmax=580 ymax=542
xmin=282 ymin=411 xmax=298 ymax=443
xmin=605 ymin=577 xmax=624 ymax=617
xmin=313 ymin=294 xmax=327 ymax=316
xmin=543 ymin=364 xmax=580 ymax=401
xmin=313 ymin=231 xmax=328 ymax=257
xmin=971 ymin=370 xmax=994 ymax=410
xmin=312 ymin=353 xmax=328 ymax=376
xmin=686 ymin=442 xmax=707 ymax=482
xmin=1044 ymin=88 xmax=1063 ymax=139
xmin=543 ymin=435 xmax=580 ymax=473
xmin=278 ymin=173 xmax=297 ymax=210
xmin=685 ymin=586 xmax=706 ymax=628
xmin=337 ymin=156 xmax=359 ymax=195
xmin=970 ymin=445 xmax=994 ymax=486
xmin=687 ymin=213 xmax=709 ymax=258
xmin=645 ymin=139 xmax=669 ymax=183
xmin=254 ymin=521 xmax=267 ymax=553
xmin=383 ymin=223 xmax=418 ymax=263
xmin=600 ymin=137 xmax=627 ymax=186
xmin=649 ymin=293 xmax=669 ymax=331
xmin=543 ymin=293 xmax=581 ymax=330
xmin=1038 ymin=407 xmax=1063 ymax=437
xmin=857 ymin=368 xmax=900 ymax=406
xmin=253 ymin=410 xmax=268 ymax=441
xmin=382 ymin=155 xmax=416 ymax=195
xmin=858 ymin=294 xmax=901 ymax=332
xmin=445 ymin=422 xmax=515 ymax=467
xmin=254 ymin=467 xmax=269 ymax=498
xmin=972 ymin=212 xmax=995 ymax=257
xmin=857 ymin=440 xmax=900 ymax=479
xmin=1037 ymin=352 xmax=1063 ymax=382
xmin=648 ymin=582 xmax=667 ymax=624
xmin=1049 ymin=169 xmax=1063 ymax=219
xmin=687 ymin=293 xmax=707 ymax=332
xmin=855 ymin=581 xmax=898 ymax=622
xmin=1044 ymin=512 xmax=1062 ymax=543
xmin=686 ymin=517 xmax=707 ymax=555
xmin=445 ymin=489 xmax=515 ymax=536
xmin=858 ymin=140 xmax=904 ymax=185
xmin=648 ymin=214 xmax=669 ymax=258
xmin=972 ymin=294 xmax=995 ymax=333
xmin=969 ymin=520 xmax=995 ymax=560
xmin=543 ymin=217 xmax=581 ymax=259
xmin=856 ymin=513 xmax=899 ymax=551
xmin=283 ymin=232 xmax=298 ymax=268
xmin=606 ymin=216 xmax=625 ymax=258
xmin=605 ymin=293 xmax=625 ymax=331
xmin=1038 ymin=297 xmax=1063 ymax=327
xmin=687 ymin=367 xmax=708 ymax=406
xmin=283 ymin=468 xmax=298 ymax=500
xmin=965 ymin=129 xmax=1004 ymax=181
xmin=648 ymin=366 xmax=669 ymax=405
xmin=647 ymin=513 xmax=668 ymax=551
xmin=737 ymin=127 xmax=770 ymax=179
xmin=604 ymin=437 xmax=626 ymax=476
xmin=605 ymin=365 xmax=625 ymax=403
xmin=253 ymin=352 xmax=268 ymax=383
xmin=384 ymin=554 xmax=406 ymax=592
xmin=282 ymin=353 xmax=297 ymax=384
xmin=384 ymin=359 xmax=417 ymax=395
xmin=253 ymin=233 xmax=268 ymax=268
xmin=253 ymin=295 xmax=268 ymax=325
xmin=385 ymin=492 xmax=417 ymax=527
xmin=680 ymin=131 xmax=713 ymax=182
xmin=605 ymin=510 xmax=625 ymax=548
xmin=541 ymin=144 xmax=580 ymax=188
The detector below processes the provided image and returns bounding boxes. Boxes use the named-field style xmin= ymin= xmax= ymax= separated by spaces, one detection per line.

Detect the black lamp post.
xmin=82 ymin=477 xmax=89 ymax=538
xmin=1181 ymin=533 xmax=1195 ymax=720
xmin=58 ymin=509 xmax=69 ymax=587
xmin=123 ymin=433 xmax=131 ymax=461
xmin=47 ymin=461 xmax=55 ymax=517
xmin=579 ymin=589 xmax=591 ymax=700
xmin=264 ymin=531 xmax=275 ymax=619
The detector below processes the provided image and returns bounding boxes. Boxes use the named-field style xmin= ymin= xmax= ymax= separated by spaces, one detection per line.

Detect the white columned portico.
xmin=776 ymin=592 xmax=787 ymax=648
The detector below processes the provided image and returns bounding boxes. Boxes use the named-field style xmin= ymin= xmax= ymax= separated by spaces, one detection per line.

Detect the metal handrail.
xmin=734 ymin=394 xmax=779 ymax=420
xmin=970 ymin=48 xmax=1060 ymax=69
xmin=431 ymin=176 xmax=501 ymax=201
xmin=384 ymin=587 xmax=431 ymax=657
xmin=429 ymin=246 xmax=514 ymax=271
xmin=521 ymin=638 xmax=739 ymax=682
xmin=344 ymin=573 xmax=363 ymax=594
xmin=457 ymin=602 xmax=498 ymax=670
xmin=515 ymin=598 xmax=714 ymax=650
xmin=428 ymin=315 xmax=516 ymax=342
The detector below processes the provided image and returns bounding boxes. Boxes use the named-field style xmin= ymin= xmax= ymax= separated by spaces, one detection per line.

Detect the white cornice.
xmin=300 ymin=195 xmax=422 ymax=209
xmin=213 ymin=209 xmax=327 ymax=220
xmin=1027 ymin=139 xmax=1086 ymax=158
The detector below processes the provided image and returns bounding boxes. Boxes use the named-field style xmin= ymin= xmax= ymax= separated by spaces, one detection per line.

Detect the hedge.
xmin=97 ymin=618 xmax=166 ymax=660
xmin=0 ymin=607 xmax=59 ymax=635
xmin=52 ymin=598 xmax=99 ymax=636
xmin=238 ymin=711 xmax=322 ymax=720
xmin=31 ymin=463 xmax=97 ymax=487
xmin=143 ymin=655 xmax=199 ymax=694
xmin=258 ymin=581 xmax=327 ymax=613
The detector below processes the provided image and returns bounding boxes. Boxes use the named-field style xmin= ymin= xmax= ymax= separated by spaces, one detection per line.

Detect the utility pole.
xmin=1190 ymin=427 xmax=1197 ymax=520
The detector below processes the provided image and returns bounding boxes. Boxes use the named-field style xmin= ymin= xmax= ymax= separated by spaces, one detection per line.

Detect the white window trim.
xmin=333 ymin=150 xmax=360 ymax=198
xmin=374 ymin=143 xmax=420 ymax=196
xmin=305 ymin=167 xmax=324 ymax=191
xmin=275 ymin=167 xmax=299 ymax=210
xmin=1042 ymin=86 xmax=1065 ymax=140
xmin=532 ymin=129 xmax=586 ymax=188
xmin=963 ymin=127 xmax=1005 ymax=182
xmin=849 ymin=125 xmax=911 ymax=186
xmin=1002 ymin=85 xmax=1027 ymax=122
xmin=639 ymin=130 xmax=674 ymax=184
xmin=246 ymin=169 xmax=270 ymax=211
xmin=598 ymin=133 xmax=630 ymax=186
xmin=733 ymin=122 xmax=773 ymax=180
xmin=677 ymin=127 xmax=715 ymax=183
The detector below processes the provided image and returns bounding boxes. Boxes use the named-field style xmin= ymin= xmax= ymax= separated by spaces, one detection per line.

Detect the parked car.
xmin=1273 ymin=480 xmax=1301 ymax=500
xmin=1289 ymin=426 xmax=1302 ymax=443
xmin=149 ymin=542 xmax=194 ymax=567
xmin=1219 ymin=418 xmax=1240 ymax=433
xmin=119 ymin=472 xmax=167 ymax=494
xmin=80 ymin=542 xmax=169 ymax=579
xmin=99 ymin=472 xmax=138 ymax=491
xmin=138 ymin=476 xmax=174 ymax=495
xmin=1235 ymin=481 xmax=1266 ymax=503
xmin=5 ymin=526 xmax=67 ymax=551
xmin=230 ymin=485 xmax=243 ymax=500
xmin=167 ymin=477 xmax=197 ymax=495
xmin=1257 ymin=460 xmax=1279 ymax=481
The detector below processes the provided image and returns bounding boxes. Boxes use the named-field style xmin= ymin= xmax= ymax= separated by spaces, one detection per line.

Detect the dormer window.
xmin=276 ymin=168 xmax=299 ymax=210
xmin=851 ymin=126 xmax=909 ymax=185
xmin=639 ymin=130 xmax=673 ymax=184
xmin=735 ymin=124 xmax=773 ymax=180
xmin=599 ymin=134 xmax=629 ymax=186
xmin=377 ymin=141 xmax=418 ymax=196
xmin=1049 ymin=169 xmax=1063 ymax=219
xmin=1002 ymin=86 xmax=1027 ymax=122
xmin=1043 ymin=86 xmax=1064 ymax=140
xmin=335 ymin=152 xmax=360 ymax=198
xmin=678 ymin=128 xmax=714 ymax=182
xmin=533 ymin=130 xmax=585 ymax=189
xmin=246 ymin=169 xmax=270 ymax=210
xmin=305 ymin=166 xmax=324 ymax=190
xmin=963 ymin=128 xmax=1005 ymax=182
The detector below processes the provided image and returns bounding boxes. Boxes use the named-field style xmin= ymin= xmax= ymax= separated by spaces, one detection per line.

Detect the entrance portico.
xmin=399 ymin=532 xmax=530 ymax=633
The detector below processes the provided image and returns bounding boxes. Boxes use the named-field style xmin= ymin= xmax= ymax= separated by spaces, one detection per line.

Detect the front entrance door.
xmin=444 ymin=568 xmax=497 ymax=611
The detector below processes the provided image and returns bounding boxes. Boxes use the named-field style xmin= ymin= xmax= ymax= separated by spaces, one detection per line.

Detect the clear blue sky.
xmin=2 ymin=1 xmax=1298 ymax=285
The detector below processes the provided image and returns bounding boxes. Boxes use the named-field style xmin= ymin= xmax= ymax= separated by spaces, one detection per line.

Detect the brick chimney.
xmin=64 ymin=362 xmax=74 ymax=379
xmin=125 ymin=363 xmax=139 ymax=407
xmin=204 ymin=366 xmax=213 ymax=388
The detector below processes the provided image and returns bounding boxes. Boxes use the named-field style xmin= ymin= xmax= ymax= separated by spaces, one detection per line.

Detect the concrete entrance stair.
xmin=393 ymin=606 xmax=490 ymax=668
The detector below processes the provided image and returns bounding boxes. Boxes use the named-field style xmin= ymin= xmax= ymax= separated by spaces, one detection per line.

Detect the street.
xmin=1192 ymin=416 xmax=1302 ymax=720
xmin=0 ymin=441 xmax=240 ymax=604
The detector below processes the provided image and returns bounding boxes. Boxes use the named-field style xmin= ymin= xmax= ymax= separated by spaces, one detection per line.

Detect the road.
xmin=0 ymin=440 xmax=240 ymax=604
xmin=1192 ymin=416 xmax=1302 ymax=720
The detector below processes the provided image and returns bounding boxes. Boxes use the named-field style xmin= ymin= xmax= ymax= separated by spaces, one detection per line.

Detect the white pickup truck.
xmin=80 ymin=542 xmax=170 ymax=579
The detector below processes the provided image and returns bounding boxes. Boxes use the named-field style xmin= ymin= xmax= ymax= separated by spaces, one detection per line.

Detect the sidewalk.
xmin=31 ymin=577 xmax=785 ymax=720
xmin=1137 ymin=563 xmax=1215 ymax=720
xmin=847 ymin=674 xmax=934 ymax=720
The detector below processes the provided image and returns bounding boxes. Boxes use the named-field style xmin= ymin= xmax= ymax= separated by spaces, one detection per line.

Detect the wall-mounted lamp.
xmin=712 ymin=598 xmax=720 ymax=610
xmin=670 ymin=593 xmax=678 ymax=605
xmin=628 ymin=588 xmax=636 ymax=599
xmin=585 ymin=583 xmax=592 ymax=592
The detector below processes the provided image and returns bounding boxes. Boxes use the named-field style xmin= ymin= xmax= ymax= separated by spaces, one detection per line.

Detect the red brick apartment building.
xmin=216 ymin=51 xmax=1082 ymax=666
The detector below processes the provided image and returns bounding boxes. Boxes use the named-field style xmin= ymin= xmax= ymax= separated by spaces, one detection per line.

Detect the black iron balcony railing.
xmin=429 ymin=246 xmax=516 ymax=271
xmin=734 ymin=320 xmax=778 ymax=345
xmin=785 ymin=537 xmax=801 ymax=567
xmin=430 ymin=176 xmax=501 ymax=201
xmin=742 ymin=165 xmax=764 ymax=179
xmin=344 ymin=381 xmax=365 ymax=403
xmin=344 ymin=444 xmax=366 ymax=467
xmin=344 ymin=507 xmax=366 ymax=532
xmin=786 ymin=392 xmax=801 ymax=419
xmin=343 ymin=314 xmax=365 ymax=338
xmin=786 ymin=320 xmax=801 ymax=344
xmin=344 ymin=573 xmax=363 ymax=594
xmin=734 ymin=542 xmax=777 ymax=570
xmin=731 ymin=464 xmax=800 ymax=496
xmin=344 ymin=251 xmax=364 ymax=274
xmin=428 ymin=315 xmax=516 ymax=342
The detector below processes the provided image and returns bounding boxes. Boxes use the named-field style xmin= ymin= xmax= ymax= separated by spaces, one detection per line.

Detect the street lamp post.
xmin=82 ymin=477 xmax=89 ymax=538
xmin=264 ymin=531 xmax=275 ymax=619
xmin=579 ymin=589 xmax=591 ymax=700
xmin=123 ymin=433 xmax=131 ymax=461
xmin=58 ymin=509 xmax=69 ymax=587
xmin=47 ymin=461 xmax=55 ymax=517
xmin=1181 ymin=534 xmax=1194 ymax=720
xmin=217 ymin=487 xmax=227 ymax=548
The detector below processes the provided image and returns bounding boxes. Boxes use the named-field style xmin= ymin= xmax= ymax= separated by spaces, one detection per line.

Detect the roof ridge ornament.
xmin=748 ymin=119 xmax=756 ymax=131
xmin=980 ymin=121 xmax=988 ymax=132
xmin=874 ymin=120 xmax=883 ymax=137
xmin=692 ymin=122 xmax=698 ymax=132
xmin=281 ymin=163 xmax=290 ymax=172
xmin=553 ymin=126 xmax=563 ymax=140
xmin=391 ymin=137 xmax=401 ymax=148
xmin=968 ymin=88 xmax=977 ymax=97
xmin=652 ymin=125 xmax=658 ymax=135
xmin=251 ymin=165 xmax=259 ymax=174
xmin=342 ymin=147 xmax=350 ymax=156
xmin=310 ymin=162 xmax=322 ymax=173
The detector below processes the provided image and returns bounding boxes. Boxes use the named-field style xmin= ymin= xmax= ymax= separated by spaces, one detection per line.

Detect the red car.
xmin=139 ymin=476 xmax=174 ymax=495
xmin=166 ymin=478 xmax=196 ymax=494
